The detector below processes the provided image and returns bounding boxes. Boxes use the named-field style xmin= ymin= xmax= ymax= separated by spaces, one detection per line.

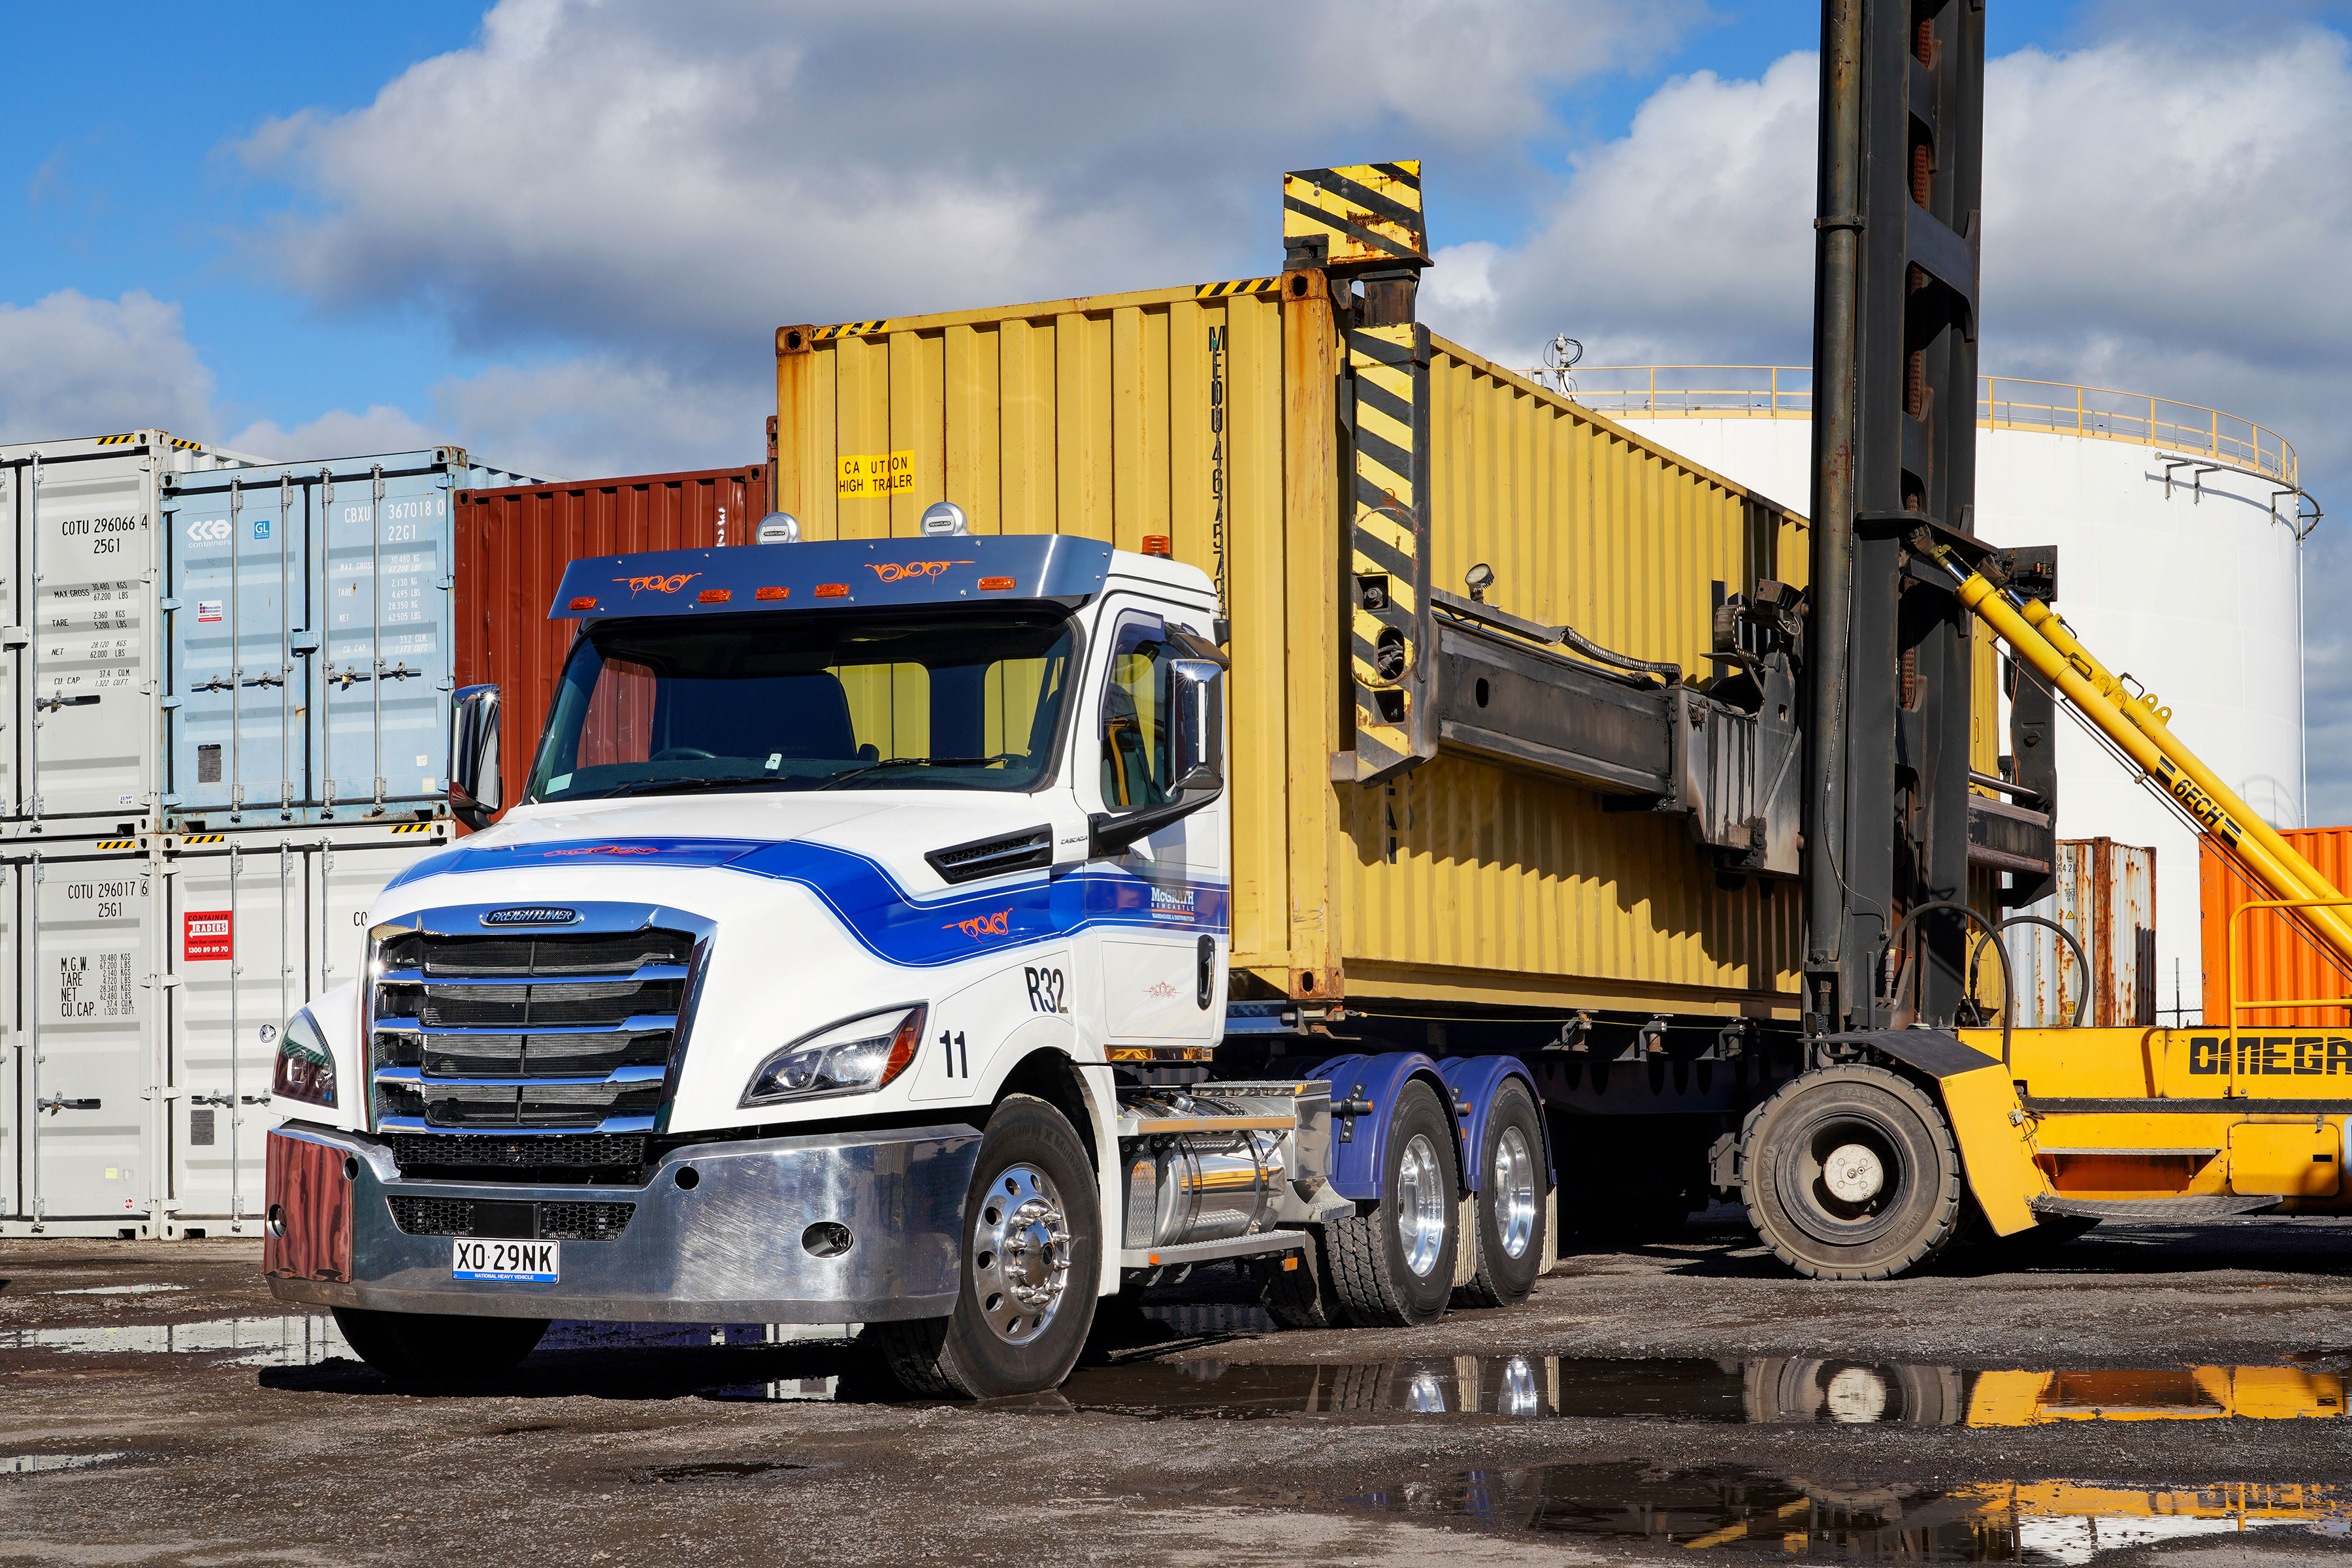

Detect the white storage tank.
xmin=1578 ymin=370 xmax=2310 ymax=1024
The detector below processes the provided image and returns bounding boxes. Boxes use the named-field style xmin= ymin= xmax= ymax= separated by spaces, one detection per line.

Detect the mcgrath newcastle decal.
xmin=387 ymin=837 xmax=1228 ymax=968
xmin=482 ymin=906 xmax=582 ymax=926
xmin=616 ymin=572 xmax=701 ymax=596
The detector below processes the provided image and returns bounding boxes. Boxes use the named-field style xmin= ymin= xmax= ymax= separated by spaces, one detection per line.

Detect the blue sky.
xmin=7 ymin=0 xmax=2352 ymax=819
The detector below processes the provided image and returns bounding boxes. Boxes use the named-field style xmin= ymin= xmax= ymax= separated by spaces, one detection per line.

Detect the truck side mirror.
xmin=449 ymin=684 xmax=502 ymax=830
xmin=1169 ymin=658 xmax=1225 ymax=794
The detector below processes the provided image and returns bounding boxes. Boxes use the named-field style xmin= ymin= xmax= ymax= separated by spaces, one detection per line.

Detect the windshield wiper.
xmin=813 ymin=756 xmax=1004 ymax=792
xmin=597 ymin=775 xmax=770 ymax=799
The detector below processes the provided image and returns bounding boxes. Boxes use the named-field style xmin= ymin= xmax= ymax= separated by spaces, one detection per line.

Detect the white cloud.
xmin=225 ymin=404 xmax=444 ymax=465
xmin=425 ymin=356 xmax=758 ymax=480
xmin=0 ymin=289 xmax=216 ymax=444
xmin=230 ymin=0 xmax=1697 ymax=354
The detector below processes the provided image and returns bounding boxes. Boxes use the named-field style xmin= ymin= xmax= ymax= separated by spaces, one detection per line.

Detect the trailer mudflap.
xmin=1823 ymin=1030 xmax=2045 ymax=1236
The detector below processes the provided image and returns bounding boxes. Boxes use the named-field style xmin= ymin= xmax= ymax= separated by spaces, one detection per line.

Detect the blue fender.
xmin=1308 ymin=1051 xmax=1450 ymax=1201
xmin=1437 ymin=1056 xmax=1551 ymax=1191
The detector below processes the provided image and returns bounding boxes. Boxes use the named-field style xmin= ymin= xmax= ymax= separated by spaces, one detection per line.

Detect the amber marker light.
xmin=755 ymin=586 xmax=789 ymax=600
xmin=569 ymin=596 xmax=598 ymax=610
xmin=698 ymin=588 xmax=732 ymax=603
xmin=978 ymin=576 xmax=1015 ymax=591
xmin=1142 ymin=535 xmax=1172 ymax=557
xmin=815 ymin=583 xmax=850 ymax=598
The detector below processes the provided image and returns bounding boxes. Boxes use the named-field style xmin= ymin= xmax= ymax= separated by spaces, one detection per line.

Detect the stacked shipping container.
xmin=2202 ymin=825 xmax=2352 ymax=1029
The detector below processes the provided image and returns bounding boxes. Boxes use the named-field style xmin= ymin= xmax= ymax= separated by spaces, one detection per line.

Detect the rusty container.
xmin=2003 ymin=838 xmax=2158 ymax=1028
xmin=2202 ymin=825 xmax=2352 ymax=1028
xmin=773 ymin=278 xmax=1812 ymax=1017
xmin=453 ymin=465 xmax=765 ymax=814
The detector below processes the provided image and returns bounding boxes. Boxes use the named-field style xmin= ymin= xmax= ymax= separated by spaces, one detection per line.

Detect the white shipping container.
xmin=0 ymin=842 xmax=157 ymax=1237
xmin=159 ymin=821 xmax=451 ymax=1233
xmin=0 ymin=819 xmax=451 ymax=1237
xmin=1 ymin=434 xmax=265 ymax=836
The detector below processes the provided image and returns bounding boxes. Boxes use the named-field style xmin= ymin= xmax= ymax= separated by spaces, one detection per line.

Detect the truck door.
xmin=1081 ymin=601 xmax=1225 ymax=1047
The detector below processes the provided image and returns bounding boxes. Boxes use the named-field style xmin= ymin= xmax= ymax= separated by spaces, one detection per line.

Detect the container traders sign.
xmin=184 ymin=909 xmax=234 ymax=960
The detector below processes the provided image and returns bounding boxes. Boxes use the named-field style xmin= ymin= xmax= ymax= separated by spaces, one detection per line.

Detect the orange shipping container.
xmin=2201 ymin=825 xmax=2352 ymax=1028
xmin=453 ymin=465 xmax=766 ymax=815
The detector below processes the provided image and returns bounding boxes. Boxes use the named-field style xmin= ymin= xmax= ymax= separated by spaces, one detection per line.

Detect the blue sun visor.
xmin=548 ymin=536 xmax=1114 ymax=619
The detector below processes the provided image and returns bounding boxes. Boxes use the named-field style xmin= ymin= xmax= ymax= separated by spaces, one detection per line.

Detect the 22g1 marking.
xmin=1024 ymin=966 xmax=1066 ymax=1015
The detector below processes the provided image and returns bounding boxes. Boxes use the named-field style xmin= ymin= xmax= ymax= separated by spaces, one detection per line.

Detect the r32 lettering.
xmin=1024 ymin=966 xmax=1066 ymax=1015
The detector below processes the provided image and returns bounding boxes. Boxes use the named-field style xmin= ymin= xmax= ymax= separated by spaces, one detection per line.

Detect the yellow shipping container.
xmin=774 ymin=274 xmax=1805 ymax=1019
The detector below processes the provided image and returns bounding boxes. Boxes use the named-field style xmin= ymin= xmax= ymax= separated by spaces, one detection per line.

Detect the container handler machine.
xmin=1735 ymin=0 xmax=2352 ymax=1279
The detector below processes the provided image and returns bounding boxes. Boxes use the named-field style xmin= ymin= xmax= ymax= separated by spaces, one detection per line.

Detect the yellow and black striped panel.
xmin=96 ymin=433 xmax=138 ymax=446
xmin=1345 ymin=322 xmax=1433 ymax=783
xmin=811 ymin=319 xmax=895 ymax=342
xmin=178 ymin=834 xmax=225 ymax=844
xmin=1282 ymin=163 xmax=1427 ymax=269
xmin=92 ymin=839 xmax=140 ymax=850
xmin=1192 ymin=277 xmax=1281 ymax=299
xmin=390 ymin=821 xmax=440 ymax=834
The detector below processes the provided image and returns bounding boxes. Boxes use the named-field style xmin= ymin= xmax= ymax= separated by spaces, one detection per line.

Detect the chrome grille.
xmin=372 ymin=924 xmax=694 ymax=1145
xmin=389 ymin=1132 xmax=645 ymax=1172
xmin=387 ymin=1194 xmax=634 ymax=1241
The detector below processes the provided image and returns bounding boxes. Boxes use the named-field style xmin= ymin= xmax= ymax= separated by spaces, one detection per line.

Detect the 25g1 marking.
xmin=1024 ymin=966 xmax=1066 ymax=1015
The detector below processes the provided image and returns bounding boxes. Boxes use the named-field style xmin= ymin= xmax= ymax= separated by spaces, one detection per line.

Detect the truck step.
xmin=2029 ymin=1194 xmax=2279 ymax=1220
xmin=1119 ymin=1230 xmax=1309 ymax=1269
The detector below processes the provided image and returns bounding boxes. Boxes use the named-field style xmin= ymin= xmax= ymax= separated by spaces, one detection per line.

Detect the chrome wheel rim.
xmin=970 ymin=1162 xmax=1071 ymax=1345
xmin=1395 ymin=1132 xmax=1448 ymax=1278
xmin=1491 ymin=1124 xmax=1539 ymax=1259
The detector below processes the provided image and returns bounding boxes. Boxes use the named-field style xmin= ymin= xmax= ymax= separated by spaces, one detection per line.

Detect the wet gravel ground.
xmin=4 ymin=1209 xmax=2351 ymax=1566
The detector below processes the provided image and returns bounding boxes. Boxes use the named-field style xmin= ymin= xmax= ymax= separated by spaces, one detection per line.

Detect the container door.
xmin=165 ymin=841 xmax=302 ymax=1227
xmin=0 ymin=463 xmax=22 ymax=820
xmin=1081 ymin=600 xmax=1226 ymax=1045
xmin=24 ymin=855 xmax=155 ymax=1228
xmin=310 ymin=829 xmax=446 ymax=996
xmin=0 ymin=863 xmax=18 ymax=1218
xmin=316 ymin=463 xmax=454 ymax=817
xmin=165 ymin=473 xmax=312 ymax=820
xmin=26 ymin=456 xmax=157 ymax=824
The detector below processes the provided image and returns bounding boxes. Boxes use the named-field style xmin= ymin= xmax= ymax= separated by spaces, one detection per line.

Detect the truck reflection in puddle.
xmin=1349 ymin=1464 xmax=2352 ymax=1563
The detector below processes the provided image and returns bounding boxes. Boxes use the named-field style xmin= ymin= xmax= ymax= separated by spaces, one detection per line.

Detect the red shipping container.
xmin=454 ymin=465 xmax=766 ymax=819
xmin=2200 ymin=825 xmax=2352 ymax=1028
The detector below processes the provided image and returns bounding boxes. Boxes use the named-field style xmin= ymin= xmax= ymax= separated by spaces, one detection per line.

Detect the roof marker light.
xmin=698 ymin=589 xmax=732 ymax=603
xmin=755 ymin=586 xmax=789 ymax=601
xmin=815 ymin=583 xmax=850 ymax=598
xmin=1142 ymin=534 xmax=1172 ymax=557
xmin=978 ymin=576 xmax=1015 ymax=592
xmin=569 ymin=596 xmax=598 ymax=611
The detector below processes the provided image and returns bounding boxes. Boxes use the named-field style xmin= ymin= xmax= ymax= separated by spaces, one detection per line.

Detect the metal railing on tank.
xmin=1542 ymin=367 xmax=2298 ymax=491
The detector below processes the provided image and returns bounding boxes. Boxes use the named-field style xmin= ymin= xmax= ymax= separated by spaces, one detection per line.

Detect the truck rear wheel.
xmin=331 ymin=1307 xmax=548 ymax=1386
xmin=1324 ymin=1080 xmax=1458 ymax=1327
xmin=1741 ymin=1066 xmax=1964 ymax=1281
xmin=1457 ymin=1079 xmax=1547 ymax=1307
xmin=878 ymin=1094 xmax=1101 ymax=1398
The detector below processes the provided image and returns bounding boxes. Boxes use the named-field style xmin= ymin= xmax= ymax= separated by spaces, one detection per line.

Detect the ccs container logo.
xmin=186 ymin=517 xmax=233 ymax=543
xmin=184 ymin=910 xmax=234 ymax=961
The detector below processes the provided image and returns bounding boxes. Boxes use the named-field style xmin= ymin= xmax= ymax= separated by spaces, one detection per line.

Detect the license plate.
xmin=451 ymin=1239 xmax=560 ymax=1283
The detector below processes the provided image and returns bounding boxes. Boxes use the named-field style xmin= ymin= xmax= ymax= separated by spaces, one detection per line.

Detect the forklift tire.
xmin=1324 ymin=1080 xmax=1458 ymax=1327
xmin=1456 ymin=1079 xmax=1548 ymax=1308
xmin=332 ymin=1307 xmax=548 ymax=1386
xmin=877 ymin=1094 xmax=1102 ymax=1398
xmin=1740 ymin=1065 xmax=1965 ymax=1281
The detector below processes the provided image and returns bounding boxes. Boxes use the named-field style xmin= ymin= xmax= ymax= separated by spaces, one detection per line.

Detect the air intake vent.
xmin=926 ymin=824 xmax=1053 ymax=885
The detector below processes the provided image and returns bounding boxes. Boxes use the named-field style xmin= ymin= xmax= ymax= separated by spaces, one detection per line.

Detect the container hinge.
xmin=290 ymin=630 xmax=320 ymax=655
xmin=159 ymin=696 xmax=181 ymax=711
xmin=157 ymin=597 xmax=182 ymax=612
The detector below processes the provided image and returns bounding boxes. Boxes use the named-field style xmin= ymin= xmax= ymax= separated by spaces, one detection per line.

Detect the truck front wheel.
xmin=331 ymin=1307 xmax=548 ymax=1386
xmin=879 ymin=1094 xmax=1102 ymax=1397
xmin=1741 ymin=1066 xmax=1965 ymax=1280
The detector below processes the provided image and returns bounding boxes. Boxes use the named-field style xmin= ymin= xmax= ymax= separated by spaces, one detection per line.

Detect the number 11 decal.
xmin=939 ymin=1029 xmax=969 ymax=1077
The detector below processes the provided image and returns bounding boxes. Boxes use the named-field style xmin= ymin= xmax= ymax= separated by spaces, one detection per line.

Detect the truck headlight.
xmin=272 ymin=1007 xmax=338 ymax=1109
xmin=742 ymin=1004 xmax=926 ymax=1106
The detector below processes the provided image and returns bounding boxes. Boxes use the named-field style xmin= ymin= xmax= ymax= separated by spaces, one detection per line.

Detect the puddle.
xmin=53 ymin=1284 xmax=188 ymax=1298
xmin=0 ymin=1316 xmax=356 ymax=1367
xmin=1350 ymin=1463 xmax=2352 ymax=1562
xmin=3 ymin=1453 xmax=129 ymax=1475
xmin=1056 ymin=1354 xmax=2350 ymax=1425
xmin=629 ymin=1460 xmax=810 ymax=1484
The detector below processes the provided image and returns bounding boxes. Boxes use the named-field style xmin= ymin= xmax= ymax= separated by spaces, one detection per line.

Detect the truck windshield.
xmin=525 ymin=608 xmax=1076 ymax=802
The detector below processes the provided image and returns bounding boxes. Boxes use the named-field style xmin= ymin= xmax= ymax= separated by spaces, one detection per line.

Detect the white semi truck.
xmin=261 ymin=530 xmax=1561 ymax=1396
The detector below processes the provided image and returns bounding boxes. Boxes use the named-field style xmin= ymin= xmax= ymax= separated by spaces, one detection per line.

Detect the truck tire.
xmin=877 ymin=1094 xmax=1102 ymax=1398
xmin=331 ymin=1307 xmax=548 ymax=1386
xmin=1742 ymin=1065 xmax=1965 ymax=1280
xmin=1740 ymin=1356 xmax=1965 ymax=1425
xmin=1324 ymin=1080 xmax=1458 ymax=1327
xmin=1261 ymin=1229 xmax=1345 ymax=1330
xmin=1456 ymin=1079 xmax=1547 ymax=1308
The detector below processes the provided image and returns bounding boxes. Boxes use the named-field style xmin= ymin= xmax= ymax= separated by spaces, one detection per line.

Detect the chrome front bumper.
xmin=264 ymin=1122 xmax=981 ymax=1323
